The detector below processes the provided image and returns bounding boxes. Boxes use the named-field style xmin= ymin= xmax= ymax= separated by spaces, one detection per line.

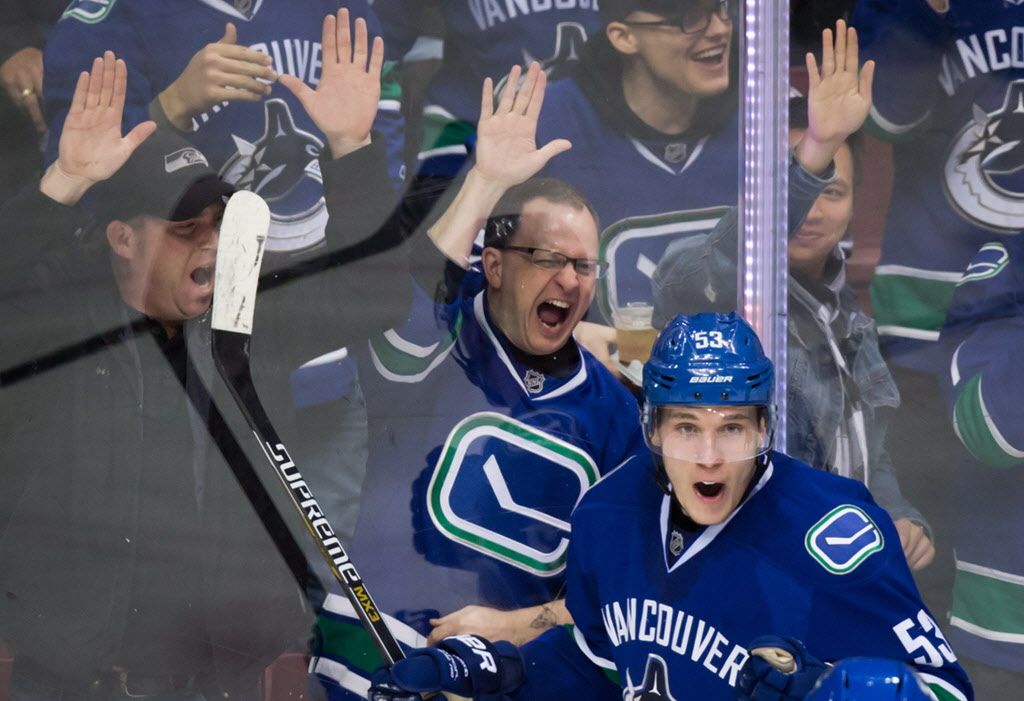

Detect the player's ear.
xmin=606 ymin=21 xmax=640 ymax=56
xmin=482 ymin=246 xmax=504 ymax=289
xmin=106 ymin=219 xmax=138 ymax=261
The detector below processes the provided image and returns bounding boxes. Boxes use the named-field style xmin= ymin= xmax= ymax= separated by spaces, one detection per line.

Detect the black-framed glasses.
xmin=501 ymin=245 xmax=609 ymax=279
xmin=622 ymin=0 xmax=733 ymax=35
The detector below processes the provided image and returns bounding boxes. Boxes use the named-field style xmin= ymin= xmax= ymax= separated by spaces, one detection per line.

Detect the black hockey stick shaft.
xmin=177 ymin=347 xmax=327 ymax=609
xmin=212 ymin=330 xmax=405 ymax=666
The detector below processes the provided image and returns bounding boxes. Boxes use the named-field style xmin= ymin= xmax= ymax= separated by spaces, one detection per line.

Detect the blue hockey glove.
xmin=737 ymin=635 xmax=828 ymax=701
xmin=368 ymin=634 xmax=524 ymax=701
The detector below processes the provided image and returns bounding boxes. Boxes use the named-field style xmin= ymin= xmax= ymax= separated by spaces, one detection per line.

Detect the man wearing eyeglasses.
xmin=309 ymin=62 xmax=646 ymax=700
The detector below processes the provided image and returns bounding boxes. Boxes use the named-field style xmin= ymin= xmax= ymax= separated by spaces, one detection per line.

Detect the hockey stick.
xmin=210 ymin=191 xmax=407 ymax=670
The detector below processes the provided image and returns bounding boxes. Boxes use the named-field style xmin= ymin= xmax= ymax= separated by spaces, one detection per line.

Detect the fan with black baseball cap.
xmin=81 ymin=126 xmax=235 ymax=332
xmin=0 ymin=19 xmax=403 ymax=699
xmin=23 ymin=53 xmax=235 ymax=335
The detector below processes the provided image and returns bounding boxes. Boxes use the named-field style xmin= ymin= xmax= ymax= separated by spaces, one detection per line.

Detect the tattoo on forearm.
xmin=530 ymin=603 xmax=558 ymax=630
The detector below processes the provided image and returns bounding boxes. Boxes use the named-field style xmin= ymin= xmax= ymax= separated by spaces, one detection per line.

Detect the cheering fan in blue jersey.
xmin=366 ymin=312 xmax=973 ymax=701
xmin=43 ymin=0 xmax=406 ymax=255
xmin=306 ymin=61 xmax=646 ymax=700
xmin=935 ymin=231 xmax=1024 ymax=696
xmin=531 ymin=0 xmax=740 ymax=367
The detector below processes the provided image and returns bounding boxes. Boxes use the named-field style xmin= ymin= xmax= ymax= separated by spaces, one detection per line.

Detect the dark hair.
xmin=789 ymin=96 xmax=863 ymax=185
xmin=483 ymin=178 xmax=599 ymax=249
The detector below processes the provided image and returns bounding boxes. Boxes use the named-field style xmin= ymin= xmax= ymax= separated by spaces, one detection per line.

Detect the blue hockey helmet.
xmin=642 ymin=312 xmax=775 ymax=462
xmin=805 ymin=658 xmax=934 ymax=700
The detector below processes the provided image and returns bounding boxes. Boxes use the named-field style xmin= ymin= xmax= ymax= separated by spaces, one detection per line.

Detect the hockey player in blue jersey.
xmin=365 ymin=313 xmax=973 ymax=701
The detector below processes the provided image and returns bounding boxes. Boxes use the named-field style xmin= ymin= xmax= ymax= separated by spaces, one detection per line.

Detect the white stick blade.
xmin=213 ymin=191 xmax=270 ymax=335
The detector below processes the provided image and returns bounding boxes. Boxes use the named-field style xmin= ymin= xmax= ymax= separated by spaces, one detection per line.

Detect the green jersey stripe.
xmin=953 ymin=373 xmax=1024 ymax=467
xmin=870 ymin=272 xmax=959 ymax=338
xmin=950 ymin=566 xmax=1024 ymax=639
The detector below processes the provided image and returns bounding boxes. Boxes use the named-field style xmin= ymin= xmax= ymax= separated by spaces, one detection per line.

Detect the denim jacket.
xmin=651 ymin=157 xmax=927 ymax=530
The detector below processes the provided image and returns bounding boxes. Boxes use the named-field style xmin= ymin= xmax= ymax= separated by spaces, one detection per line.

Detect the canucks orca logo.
xmin=944 ymin=80 xmax=1024 ymax=233
xmin=494 ymin=23 xmax=589 ymax=97
xmin=623 ymin=655 xmax=678 ymax=701
xmin=194 ymin=0 xmax=263 ymax=20
xmin=220 ymin=99 xmax=327 ymax=251
xmin=426 ymin=412 xmax=599 ymax=576
xmin=523 ymin=23 xmax=589 ymax=82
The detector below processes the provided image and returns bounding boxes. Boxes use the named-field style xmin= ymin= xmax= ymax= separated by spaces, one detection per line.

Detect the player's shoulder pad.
xmin=765 ymin=453 xmax=894 ymax=579
xmin=573 ymin=453 xmax=659 ymax=520
xmin=60 ymin=0 xmax=129 ymax=24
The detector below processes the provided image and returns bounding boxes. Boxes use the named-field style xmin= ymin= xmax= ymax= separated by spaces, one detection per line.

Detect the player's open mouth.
xmin=692 ymin=45 xmax=726 ymax=65
xmin=537 ymin=299 xmax=571 ymax=329
xmin=191 ymin=265 xmax=214 ymax=287
xmin=694 ymin=481 xmax=724 ymax=499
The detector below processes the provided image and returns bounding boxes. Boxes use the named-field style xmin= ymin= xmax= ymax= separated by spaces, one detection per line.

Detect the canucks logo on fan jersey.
xmin=427 ymin=412 xmax=600 ymax=576
xmin=598 ymin=207 xmax=730 ymax=319
xmin=944 ymin=80 xmax=1024 ymax=233
xmin=220 ymin=99 xmax=328 ymax=251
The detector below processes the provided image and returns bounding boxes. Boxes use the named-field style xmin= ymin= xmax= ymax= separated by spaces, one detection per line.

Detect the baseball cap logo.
xmin=164 ymin=147 xmax=209 ymax=173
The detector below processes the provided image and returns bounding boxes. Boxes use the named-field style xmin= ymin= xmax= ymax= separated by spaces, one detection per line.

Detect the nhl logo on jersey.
xmin=943 ymin=80 xmax=1024 ymax=233
xmin=623 ymin=654 xmax=679 ymax=701
xmin=669 ymin=529 xmax=684 ymax=557
xmin=523 ymin=369 xmax=546 ymax=394
xmin=805 ymin=505 xmax=883 ymax=575
xmin=664 ymin=143 xmax=688 ymax=164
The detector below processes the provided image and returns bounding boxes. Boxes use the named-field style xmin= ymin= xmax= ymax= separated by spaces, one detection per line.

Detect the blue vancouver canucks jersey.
xmin=939 ymin=236 xmax=1024 ymax=673
xmin=511 ymin=452 xmax=973 ymax=701
xmin=374 ymin=0 xmax=602 ymax=174
xmin=535 ymin=76 xmax=739 ymax=322
xmin=311 ymin=281 xmax=645 ymax=698
xmin=44 ymin=0 xmax=404 ymax=252
xmin=854 ymin=0 xmax=1024 ymax=371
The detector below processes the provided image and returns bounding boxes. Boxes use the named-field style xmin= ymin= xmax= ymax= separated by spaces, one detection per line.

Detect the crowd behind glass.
xmin=0 ymin=0 xmax=1020 ymax=699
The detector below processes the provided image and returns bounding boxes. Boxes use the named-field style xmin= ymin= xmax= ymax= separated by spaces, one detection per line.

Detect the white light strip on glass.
xmin=739 ymin=0 xmax=789 ymax=445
